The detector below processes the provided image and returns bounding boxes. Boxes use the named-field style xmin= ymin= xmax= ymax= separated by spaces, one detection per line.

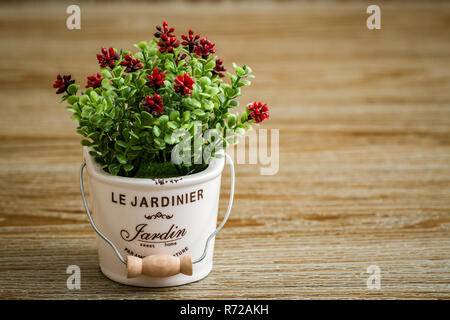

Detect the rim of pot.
xmin=83 ymin=146 xmax=225 ymax=189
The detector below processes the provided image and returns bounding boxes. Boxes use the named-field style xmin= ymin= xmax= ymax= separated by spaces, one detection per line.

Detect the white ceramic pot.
xmin=81 ymin=147 xmax=233 ymax=287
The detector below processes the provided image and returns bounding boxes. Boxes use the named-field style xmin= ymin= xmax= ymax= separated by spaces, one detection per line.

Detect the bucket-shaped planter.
xmin=80 ymin=147 xmax=234 ymax=287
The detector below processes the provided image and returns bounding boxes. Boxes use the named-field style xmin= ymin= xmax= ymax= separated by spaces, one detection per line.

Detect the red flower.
xmin=248 ymin=102 xmax=269 ymax=123
xmin=96 ymin=47 xmax=120 ymax=69
xmin=155 ymin=21 xmax=179 ymax=53
xmin=142 ymin=94 xmax=164 ymax=115
xmin=146 ymin=67 xmax=166 ymax=89
xmin=120 ymin=54 xmax=143 ymax=73
xmin=194 ymin=38 xmax=216 ymax=59
xmin=212 ymin=59 xmax=226 ymax=77
xmin=154 ymin=20 xmax=175 ymax=39
xmin=53 ymin=74 xmax=75 ymax=94
xmin=86 ymin=73 xmax=102 ymax=89
xmin=174 ymin=73 xmax=195 ymax=95
xmin=181 ymin=29 xmax=200 ymax=53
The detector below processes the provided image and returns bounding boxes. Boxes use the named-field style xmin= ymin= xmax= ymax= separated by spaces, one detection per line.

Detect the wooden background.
xmin=0 ymin=1 xmax=449 ymax=299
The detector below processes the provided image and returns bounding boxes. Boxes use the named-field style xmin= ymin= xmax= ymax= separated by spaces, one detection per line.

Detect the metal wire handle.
xmin=79 ymin=153 xmax=235 ymax=266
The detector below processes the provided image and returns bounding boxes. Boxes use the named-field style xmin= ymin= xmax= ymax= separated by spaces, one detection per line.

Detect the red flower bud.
xmin=142 ymin=94 xmax=164 ymax=115
xmin=248 ymin=102 xmax=270 ymax=123
xmin=97 ymin=47 xmax=120 ymax=69
xmin=212 ymin=59 xmax=226 ymax=78
xmin=174 ymin=73 xmax=195 ymax=96
xmin=120 ymin=54 xmax=143 ymax=73
xmin=194 ymin=37 xmax=216 ymax=59
xmin=155 ymin=21 xmax=179 ymax=53
xmin=86 ymin=73 xmax=103 ymax=89
xmin=146 ymin=67 xmax=166 ymax=89
xmin=181 ymin=29 xmax=201 ymax=53
xmin=53 ymin=74 xmax=75 ymax=94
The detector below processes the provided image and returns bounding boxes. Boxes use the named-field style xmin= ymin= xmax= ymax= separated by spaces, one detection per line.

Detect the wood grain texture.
xmin=0 ymin=1 xmax=449 ymax=299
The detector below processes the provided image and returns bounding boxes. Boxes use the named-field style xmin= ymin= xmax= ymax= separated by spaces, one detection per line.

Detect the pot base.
xmin=99 ymin=260 xmax=213 ymax=288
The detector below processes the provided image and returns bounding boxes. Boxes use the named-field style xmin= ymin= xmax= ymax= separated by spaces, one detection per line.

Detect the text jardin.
xmin=111 ymin=189 xmax=204 ymax=207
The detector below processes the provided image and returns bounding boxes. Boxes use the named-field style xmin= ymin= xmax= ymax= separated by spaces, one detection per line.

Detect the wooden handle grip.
xmin=127 ymin=255 xmax=193 ymax=278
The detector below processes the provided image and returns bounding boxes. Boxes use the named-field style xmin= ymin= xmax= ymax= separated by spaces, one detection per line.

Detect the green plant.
xmin=54 ymin=21 xmax=270 ymax=178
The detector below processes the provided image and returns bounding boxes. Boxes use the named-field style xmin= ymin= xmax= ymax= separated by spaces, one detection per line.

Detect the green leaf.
xmin=71 ymin=114 xmax=80 ymax=123
xmin=108 ymin=164 xmax=120 ymax=175
xmin=134 ymin=113 xmax=142 ymax=128
xmin=224 ymin=85 xmax=235 ymax=97
xmin=67 ymin=95 xmax=79 ymax=105
xmin=81 ymin=107 xmax=93 ymax=118
xmin=137 ymin=78 xmax=146 ymax=88
xmin=232 ymin=62 xmax=245 ymax=76
xmin=235 ymin=127 xmax=246 ymax=135
xmin=202 ymin=100 xmax=214 ymax=111
xmin=123 ymin=164 xmax=134 ymax=172
xmin=158 ymin=115 xmax=169 ymax=125
xmin=185 ymin=98 xmax=201 ymax=110
xmin=67 ymin=84 xmax=79 ymax=95
xmin=116 ymin=154 xmax=127 ymax=164
xmin=153 ymin=125 xmax=161 ymax=137
xmin=137 ymin=41 xmax=147 ymax=50
xmin=101 ymin=79 xmax=113 ymax=90
xmin=164 ymin=134 xmax=176 ymax=144
xmin=169 ymin=111 xmax=179 ymax=121
xmin=228 ymin=72 xmax=237 ymax=85
xmin=154 ymin=137 xmax=165 ymax=147
xmin=165 ymin=60 xmax=176 ymax=72
xmin=80 ymin=94 xmax=90 ymax=105
xmin=134 ymin=161 xmax=179 ymax=179
xmin=199 ymin=76 xmax=211 ymax=87
xmin=101 ymin=70 xmax=112 ymax=79
xmin=141 ymin=111 xmax=153 ymax=126
xmin=105 ymin=89 xmax=117 ymax=98
xmin=229 ymin=100 xmax=239 ymax=107
xmin=204 ymin=60 xmax=216 ymax=72
xmin=114 ymin=66 xmax=124 ymax=77
xmin=227 ymin=114 xmax=237 ymax=127
xmin=81 ymin=139 xmax=91 ymax=146
xmin=167 ymin=121 xmax=178 ymax=130
xmin=90 ymin=90 xmax=99 ymax=103
xmin=193 ymin=109 xmax=206 ymax=117
xmin=199 ymin=92 xmax=211 ymax=98
xmin=183 ymin=111 xmax=190 ymax=122
xmin=116 ymin=140 xmax=128 ymax=148
xmin=237 ymin=80 xmax=251 ymax=87
xmin=130 ymin=131 xmax=140 ymax=140
xmin=91 ymin=115 xmax=102 ymax=125
xmin=205 ymin=87 xmax=219 ymax=96
xmin=124 ymin=74 xmax=132 ymax=85
xmin=243 ymin=65 xmax=252 ymax=73
xmin=241 ymin=110 xmax=249 ymax=122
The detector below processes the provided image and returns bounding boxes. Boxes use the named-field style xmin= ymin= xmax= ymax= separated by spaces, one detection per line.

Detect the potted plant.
xmin=53 ymin=21 xmax=270 ymax=287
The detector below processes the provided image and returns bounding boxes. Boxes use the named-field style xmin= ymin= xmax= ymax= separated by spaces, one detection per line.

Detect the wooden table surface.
xmin=0 ymin=1 xmax=449 ymax=299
